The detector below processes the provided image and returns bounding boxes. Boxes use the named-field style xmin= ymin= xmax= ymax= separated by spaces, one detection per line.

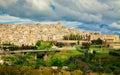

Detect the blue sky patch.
xmin=0 ymin=10 xmax=7 ymax=14
xmin=50 ymin=5 xmax=56 ymax=10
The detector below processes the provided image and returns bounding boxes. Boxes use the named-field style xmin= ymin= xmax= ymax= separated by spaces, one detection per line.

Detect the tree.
xmin=54 ymin=42 xmax=65 ymax=48
xmin=13 ymin=54 xmax=35 ymax=66
xmin=35 ymin=59 xmax=45 ymax=69
xmin=50 ymin=56 xmax=66 ymax=67
xmin=91 ymin=38 xmax=103 ymax=45
xmin=35 ymin=40 xmax=53 ymax=50
xmin=35 ymin=40 xmax=42 ymax=47
xmin=81 ymin=42 xmax=91 ymax=62
xmin=82 ymin=43 xmax=90 ymax=50
xmin=63 ymin=34 xmax=83 ymax=40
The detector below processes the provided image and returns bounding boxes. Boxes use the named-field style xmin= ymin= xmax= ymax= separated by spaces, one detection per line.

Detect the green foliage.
xmin=50 ymin=56 xmax=66 ymax=67
xmin=90 ymin=45 xmax=101 ymax=48
xmin=52 ymin=50 xmax=83 ymax=61
xmin=37 ymin=52 xmax=45 ymax=58
xmin=35 ymin=59 xmax=45 ymax=69
xmin=36 ymin=40 xmax=53 ymax=49
xmin=81 ymin=42 xmax=90 ymax=50
xmin=63 ymin=34 xmax=84 ymax=40
xmin=0 ymin=48 xmax=120 ymax=75
xmin=2 ymin=56 xmax=15 ymax=62
xmin=20 ymin=45 xmax=36 ymax=50
xmin=54 ymin=42 xmax=65 ymax=48
xmin=13 ymin=55 xmax=30 ymax=66
xmin=109 ymin=50 xmax=120 ymax=56
xmin=75 ymin=46 xmax=84 ymax=53
xmin=0 ymin=65 xmax=33 ymax=75
xmin=91 ymin=38 xmax=103 ymax=45
xmin=71 ymin=70 xmax=82 ymax=75
xmin=0 ymin=65 xmax=114 ymax=75
xmin=67 ymin=55 xmax=90 ymax=72
xmin=35 ymin=40 xmax=42 ymax=47
xmin=0 ymin=43 xmax=19 ymax=51
xmin=75 ymin=46 xmax=81 ymax=51
xmin=0 ymin=43 xmax=37 ymax=51
xmin=1 ymin=43 xmax=17 ymax=46
xmin=2 ymin=54 xmax=35 ymax=66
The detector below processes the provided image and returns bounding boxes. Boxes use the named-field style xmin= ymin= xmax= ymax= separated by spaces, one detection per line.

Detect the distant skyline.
xmin=0 ymin=0 xmax=120 ymax=35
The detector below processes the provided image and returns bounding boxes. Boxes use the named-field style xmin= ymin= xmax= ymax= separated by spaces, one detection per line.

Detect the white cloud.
xmin=110 ymin=21 xmax=120 ymax=29
xmin=0 ymin=15 xmax=34 ymax=24
xmin=61 ymin=21 xmax=83 ymax=29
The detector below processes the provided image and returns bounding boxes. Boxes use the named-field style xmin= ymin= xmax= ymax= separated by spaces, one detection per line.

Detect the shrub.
xmin=54 ymin=42 xmax=65 ymax=48
xmin=109 ymin=50 xmax=120 ymax=56
xmin=36 ymin=40 xmax=53 ymax=49
xmin=50 ymin=56 xmax=66 ymax=67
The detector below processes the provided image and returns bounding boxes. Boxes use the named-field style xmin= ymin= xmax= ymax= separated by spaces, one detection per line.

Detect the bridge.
xmin=0 ymin=49 xmax=60 ymax=60
xmin=10 ymin=49 xmax=60 ymax=53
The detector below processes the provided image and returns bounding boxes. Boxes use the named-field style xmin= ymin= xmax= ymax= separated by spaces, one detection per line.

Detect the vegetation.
xmin=36 ymin=40 xmax=53 ymax=50
xmin=63 ymin=34 xmax=85 ymax=40
xmin=109 ymin=49 xmax=120 ymax=56
xmin=91 ymin=38 xmax=103 ymax=45
xmin=1 ymin=48 xmax=119 ymax=75
xmin=0 ymin=40 xmax=53 ymax=51
xmin=0 ymin=40 xmax=120 ymax=75
xmin=0 ymin=43 xmax=36 ymax=51
xmin=0 ymin=65 xmax=83 ymax=75
xmin=54 ymin=41 xmax=65 ymax=48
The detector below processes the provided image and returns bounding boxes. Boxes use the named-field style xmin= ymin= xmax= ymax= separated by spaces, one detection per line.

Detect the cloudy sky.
xmin=0 ymin=0 xmax=120 ymax=35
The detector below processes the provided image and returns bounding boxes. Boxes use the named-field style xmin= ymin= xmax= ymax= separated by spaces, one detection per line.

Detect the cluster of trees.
xmin=0 ymin=58 xmax=119 ymax=75
xmin=63 ymin=34 xmax=85 ymax=40
xmin=109 ymin=49 xmax=120 ymax=56
xmin=35 ymin=40 xmax=53 ymax=50
xmin=0 ymin=65 xmax=83 ymax=75
xmin=0 ymin=40 xmax=54 ymax=51
xmin=91 ymin=38 xmax=103 ymax=45
xmin=0 ymin=43 xmax=36 ymax=51
xmin=54 ymin=42 xmax=65 ymax=48
xmin=2 ymin=54 xmax=35 ymax=66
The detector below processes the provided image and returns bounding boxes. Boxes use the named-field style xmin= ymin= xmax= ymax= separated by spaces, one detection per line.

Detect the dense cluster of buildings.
xmin=0 ymin=22 xmax=119 ymax=46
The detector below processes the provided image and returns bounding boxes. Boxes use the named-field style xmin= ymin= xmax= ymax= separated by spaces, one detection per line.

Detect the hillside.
xmin=0 ymin=22 xmax=89 ymax=45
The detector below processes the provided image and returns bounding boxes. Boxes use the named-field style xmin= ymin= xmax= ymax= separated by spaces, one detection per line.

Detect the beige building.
xmin=89 ymin=34 xmax=119 ymax=42
xmin=109 ymin=44 xmax=120 ymax=49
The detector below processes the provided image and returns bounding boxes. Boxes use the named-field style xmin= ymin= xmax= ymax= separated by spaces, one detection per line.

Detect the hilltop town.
xmin=0 ymin=22 xmax=119 ymax=46
xmin=0 ymin=23 xmax=120 ymax=75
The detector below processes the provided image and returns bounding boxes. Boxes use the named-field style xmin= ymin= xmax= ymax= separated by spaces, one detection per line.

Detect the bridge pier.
xmin=21 ymin=52 xmax=25 ymax=55
xmin=34 ymin=52 xmax=37 ymax=60
xmin=43 ymin=53 xmax=48 ymax=61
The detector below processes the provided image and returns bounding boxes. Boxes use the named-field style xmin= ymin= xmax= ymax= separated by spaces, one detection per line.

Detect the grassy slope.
xmin=52 ymin=50 xmax=84 ymax=59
